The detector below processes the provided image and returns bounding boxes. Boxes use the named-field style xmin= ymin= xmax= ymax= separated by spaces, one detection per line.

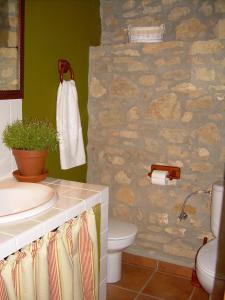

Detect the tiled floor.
xmin=107 ymin=262 xmax=209 ymax=300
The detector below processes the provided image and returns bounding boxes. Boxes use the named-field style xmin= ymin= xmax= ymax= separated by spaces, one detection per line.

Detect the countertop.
xmin=0 ymin=177 xmax=108 ymax=260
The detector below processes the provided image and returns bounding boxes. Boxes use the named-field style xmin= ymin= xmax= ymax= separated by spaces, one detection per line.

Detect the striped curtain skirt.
xmin=0 ymin=209 xmax=98 ymax=300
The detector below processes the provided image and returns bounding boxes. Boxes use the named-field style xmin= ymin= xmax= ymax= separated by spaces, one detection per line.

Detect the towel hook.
xmin=58 ymin=59 xmax=74 ymax=83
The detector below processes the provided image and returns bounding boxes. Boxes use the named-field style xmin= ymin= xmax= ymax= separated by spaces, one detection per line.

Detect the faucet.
xmin=178 ymin=189 xmax=211 ymax=221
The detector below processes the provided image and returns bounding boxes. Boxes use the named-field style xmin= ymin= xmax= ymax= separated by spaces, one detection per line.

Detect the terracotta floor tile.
xmin=136 ymin=294 xmax=159 ymax=300
xmin=107 ymin=285 xmax=137 ymax=300
xmin=143 ymin=271 xmax=194 ymax=300
xmin=113 ymin=263 xmax=154 ymax=292
xmin=191 ymin=287 xmax=209 ymax=300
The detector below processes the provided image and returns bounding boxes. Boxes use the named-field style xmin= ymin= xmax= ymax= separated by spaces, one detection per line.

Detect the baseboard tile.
xmin=122 ymin=251 xmax=192 ymax=279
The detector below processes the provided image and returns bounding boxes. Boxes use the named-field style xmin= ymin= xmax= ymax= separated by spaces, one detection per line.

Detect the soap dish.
xmin=13 ymin=170 xmax=48 ymax=183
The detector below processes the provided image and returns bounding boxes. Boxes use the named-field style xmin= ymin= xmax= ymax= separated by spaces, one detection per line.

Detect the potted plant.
xmin=2 ymin=119 xmax=58 ymax=179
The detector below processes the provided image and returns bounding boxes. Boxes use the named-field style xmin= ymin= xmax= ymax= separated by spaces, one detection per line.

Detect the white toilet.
xmin=107 ymin=218 xmax=137 ymax=283
xmin=196 ymin=181 xmax=225 ymax=297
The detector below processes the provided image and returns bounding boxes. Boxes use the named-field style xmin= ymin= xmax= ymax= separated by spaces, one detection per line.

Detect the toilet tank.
xmin=211 ymin=181 xmax=224 ymax=237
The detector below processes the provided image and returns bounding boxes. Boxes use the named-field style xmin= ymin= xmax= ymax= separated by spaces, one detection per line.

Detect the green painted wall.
xmin=23 ymin=0 xmax=101 ymax=182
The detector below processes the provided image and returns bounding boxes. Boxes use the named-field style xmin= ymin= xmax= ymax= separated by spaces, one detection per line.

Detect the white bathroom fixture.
xmin=196 ymin=181 xmax=225 ymax=297
xmin=0 ymin=182 xmax=58 ymax=223
xmin=107 ymin=217 xmax=137 ymax=283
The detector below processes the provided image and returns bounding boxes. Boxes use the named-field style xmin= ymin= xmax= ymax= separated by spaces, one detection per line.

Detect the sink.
xmin=0 ymin=182 xmax=58 ymax=224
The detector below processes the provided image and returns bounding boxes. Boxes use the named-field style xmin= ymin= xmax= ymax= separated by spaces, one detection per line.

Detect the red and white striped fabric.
xmin=13 ymin=251 xmax=26 ymax=299
xmin=48 ymin=231 xmax=62 ymax=300
xmin=79 ymin=213 xmax=96 ymax=300
xmin=0 ymin=261 xmax=8 ymax=300
xmin=0 ymin=209 xmax=98 ymax=300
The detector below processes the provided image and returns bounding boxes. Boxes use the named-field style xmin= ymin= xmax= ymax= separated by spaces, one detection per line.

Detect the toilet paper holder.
xmin=148 ymin=164 xmax=181 ymax=180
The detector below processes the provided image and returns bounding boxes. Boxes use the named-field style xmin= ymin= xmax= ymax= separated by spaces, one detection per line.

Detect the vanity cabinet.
xmin=0 ymin=178 xmax=108 ymax=300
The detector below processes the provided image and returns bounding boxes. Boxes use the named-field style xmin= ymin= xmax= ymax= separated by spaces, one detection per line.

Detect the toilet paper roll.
xmin=151 ymin=170 xmax=169 ymax=185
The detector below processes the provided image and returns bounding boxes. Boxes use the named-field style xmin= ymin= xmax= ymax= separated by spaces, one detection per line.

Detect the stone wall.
xmin=101 ymin=0 xmax=225 ymax=44
xmin=87 ymin=0 xmax=225 ymax=266
xmin=0 ymin=0 xmax=18 ymax=90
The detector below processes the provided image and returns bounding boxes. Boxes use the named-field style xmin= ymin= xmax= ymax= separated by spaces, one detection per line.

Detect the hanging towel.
xmin=57 ymin=80 xmax=86 ymax=169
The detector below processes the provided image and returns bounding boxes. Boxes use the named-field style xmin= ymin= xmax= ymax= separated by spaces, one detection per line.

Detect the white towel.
xmin=56 ymin=80 xmax=86 ymax=169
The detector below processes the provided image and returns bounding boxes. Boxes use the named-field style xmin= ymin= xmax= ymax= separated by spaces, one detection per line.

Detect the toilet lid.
xmin=197 ymin=239 xmax=225 ymax=280
xmin=108 ymin=218 xmax=137 ymax=240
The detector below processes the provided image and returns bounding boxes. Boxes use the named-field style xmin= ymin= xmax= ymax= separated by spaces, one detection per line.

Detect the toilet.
xmin=196 ymin=181 xmax=225 ymax=297
xmin=107 ymin=218 xmax=137 ymax=283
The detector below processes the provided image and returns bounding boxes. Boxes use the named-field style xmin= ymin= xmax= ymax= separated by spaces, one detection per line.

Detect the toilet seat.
xmin=197 ymin=239 xmax=225 ymax=280
xmin=108 ymin=218 xmax=137 ymax=240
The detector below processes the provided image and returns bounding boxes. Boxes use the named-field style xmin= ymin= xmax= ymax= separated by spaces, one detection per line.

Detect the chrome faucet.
xmin=178 ymin=189 xmax=211 ymax=221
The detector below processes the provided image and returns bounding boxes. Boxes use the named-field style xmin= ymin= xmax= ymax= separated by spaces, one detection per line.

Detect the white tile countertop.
xmin=0 ymin=177 xmax=109 ymax=260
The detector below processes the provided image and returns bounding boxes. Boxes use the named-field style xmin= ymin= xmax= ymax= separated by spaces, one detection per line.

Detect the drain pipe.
xmin=178 ymin=189 xmax=211 ymax=222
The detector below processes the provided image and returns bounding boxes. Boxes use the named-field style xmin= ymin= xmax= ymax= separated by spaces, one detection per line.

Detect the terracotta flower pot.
xmin=12 ymin=149 xmax=48 ymax=176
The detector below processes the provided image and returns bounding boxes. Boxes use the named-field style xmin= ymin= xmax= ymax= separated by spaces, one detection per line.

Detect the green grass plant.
xmin=3 ymin=119 xmax=58 ymax=151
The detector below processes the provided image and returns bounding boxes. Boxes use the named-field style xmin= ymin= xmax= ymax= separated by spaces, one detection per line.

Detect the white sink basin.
xmin=0 ymin=182 xmax=58 ymax=224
